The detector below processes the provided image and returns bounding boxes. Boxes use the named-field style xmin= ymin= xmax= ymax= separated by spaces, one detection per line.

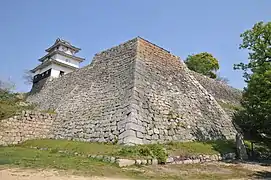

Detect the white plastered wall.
xmin=53 ymin=54 xmax=80 ymax=68
xmin=33 ymin=63 xmax=75 ymax=78
xmin=50 ymin=64 xmax=74 ymax=78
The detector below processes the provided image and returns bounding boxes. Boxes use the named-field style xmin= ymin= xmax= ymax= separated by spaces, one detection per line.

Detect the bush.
xmin=116 ymin=144 xmax=168 ymax=164
xmin=0 ymin=90 xmax=35 ymax=120
xmin=116 ymin=146 xmax=138 ymax=157
xmin=0 ymin=91 xmax=19 ymax=104
xmin=148 ymin=144 xmax=168 ymax=164
xmin=0 ymin=103 xmax=18 ymax=120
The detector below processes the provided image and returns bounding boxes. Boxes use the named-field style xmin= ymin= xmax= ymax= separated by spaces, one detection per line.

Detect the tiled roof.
xmin=46 ymin=38 xmax=81 ymax=53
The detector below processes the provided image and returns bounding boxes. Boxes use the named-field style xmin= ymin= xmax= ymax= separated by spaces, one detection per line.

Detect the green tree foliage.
xmin=0 ymin=79 xmax=34 ymax=120
xmin=0 ymin=80 xmax=18 ymax=119
xmin=0 ymin=80 xmax=15 ymax=100
xmin=185 ymin=52 xmax=219 ymax=78
xmin=234 ymin=22 xmax=271 ymax=140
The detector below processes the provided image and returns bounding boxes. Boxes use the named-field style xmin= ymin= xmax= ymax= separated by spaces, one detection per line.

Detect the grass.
xmin=18 ymin=139 xmax=235 ymax=163
xmin=165 ymin=140 xmax=235 ymax=156
xmin=0 ymin=146 xmax=256 ymax=180
xmin=20 ymin=139 xmax=167 ymax=162
xmin=0 ymin=147 xmax=135 ymax=178
xmin=20 ymin=139 xmax=120 ymax=156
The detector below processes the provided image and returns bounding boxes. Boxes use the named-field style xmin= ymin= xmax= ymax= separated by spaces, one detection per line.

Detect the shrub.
xmin=0 ymin=90 xmax=35 ymax=120
xmin=116 ymin=144 xmax=168 ymax=164
xmin=0 ymin=103 xmax=18 ymax=120
xmin=116 ymin=146 xmax=137 ymax=157
xmin=148 ymin=144 xmax=168 ymax=164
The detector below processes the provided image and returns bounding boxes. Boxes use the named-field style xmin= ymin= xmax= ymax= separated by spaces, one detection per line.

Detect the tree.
xmin=0 ymin=79 xmax=14 ymax=92
xmin=234 ymin=21 xmax=271 ymax=140
xmin=23 ymin=70 xmax=33 ymax=85
xmin=185 ymin=52 xmax=219 ymax=78
xmin=216 ymin=74 xmax=230 ymax=84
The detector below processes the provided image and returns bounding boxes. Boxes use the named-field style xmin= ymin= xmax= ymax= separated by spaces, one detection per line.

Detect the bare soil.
xmin=0 ymin=168 xmax=132 ymax=180
xmin=1 ymin=161 xmax=270 ymax=180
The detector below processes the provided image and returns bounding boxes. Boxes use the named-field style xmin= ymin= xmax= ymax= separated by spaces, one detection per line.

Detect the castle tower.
xmin=31 ymin=38 xmax=85 ymax=83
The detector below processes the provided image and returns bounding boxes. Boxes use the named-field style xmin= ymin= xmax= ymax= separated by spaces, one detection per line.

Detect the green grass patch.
xmin=20 ymin=139 xmax=120 ymax=156
xmin=165 ymin=140 xmax=235 ymax=156
xmin=0 ymin=146 xmax=137 ymax=178
xmin=20 ymin=139 xmax=168 ymax=163
xmin=18 ymin=139 xmax=235 ymax=163
xmin=0 ymin=146 xmax=255 ymax=180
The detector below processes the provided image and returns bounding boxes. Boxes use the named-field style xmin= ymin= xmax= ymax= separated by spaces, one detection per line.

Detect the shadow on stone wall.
xmin=29 ymin=77 xmax=50 ymax=95
xmin=191 ymin=128 xmax=227 ymax=142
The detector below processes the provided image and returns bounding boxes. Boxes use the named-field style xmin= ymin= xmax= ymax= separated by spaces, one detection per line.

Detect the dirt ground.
xmin=0 ymin=162 xmax=270 ymax=180
xmin=0 ymin=168 xmax=132 ymax=180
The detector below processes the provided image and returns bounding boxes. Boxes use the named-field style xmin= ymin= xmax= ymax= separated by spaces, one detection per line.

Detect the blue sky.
xmin=0 ymin=0 xmax=270 ymax=92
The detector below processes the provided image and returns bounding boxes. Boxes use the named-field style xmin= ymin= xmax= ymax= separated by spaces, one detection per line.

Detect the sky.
xmin=0 ymin=0 xmax=270 ymax=92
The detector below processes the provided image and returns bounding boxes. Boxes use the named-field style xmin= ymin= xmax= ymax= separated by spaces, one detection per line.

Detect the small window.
xmin=65 ymin=59 xmax=70 ymax=63
xmin=60 ymin=71 xmax=65 ymax=77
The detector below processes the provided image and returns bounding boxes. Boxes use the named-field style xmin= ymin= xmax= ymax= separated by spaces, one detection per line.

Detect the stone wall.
xmin=125 ymin=38 xmax=236 ymax=144
xmin=190 ymin=71 xmax=242 ymax=105
xmin=27 ymin=37 xmax=238 ymax=145
xmin=0 ymin=111 xmax=56 ymax=146
xmin=28 ymin=39 xmax=138 ymax=144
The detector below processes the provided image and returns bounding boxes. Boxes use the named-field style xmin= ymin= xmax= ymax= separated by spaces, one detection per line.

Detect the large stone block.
xmin=119 ymin=130 xmax=136 ymax=139
xmin=125 ymin=123 xmax=145 ymax=133
xmin=116 ymin=159 xmax=135 ymax=167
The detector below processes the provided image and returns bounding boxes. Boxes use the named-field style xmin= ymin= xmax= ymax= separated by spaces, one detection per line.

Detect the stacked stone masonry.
xmin=190 ymin=71 xmax=242 ymax=106
xmin=0 ymin=111 xmax=56 ymax=146
xmin=26 ymin=37 xmax=239 ymax=145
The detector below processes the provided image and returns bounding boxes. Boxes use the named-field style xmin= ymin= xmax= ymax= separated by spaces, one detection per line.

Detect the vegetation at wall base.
xmin=0 ymin=147 xmax=135 ymax=178
xmin=0 ymin=143 xmax=259 ymax=180
xmin=244 ymin=140 xmax=271 ymax=160
xmin=165 ymin=140 xmax=235 ymax=156
xmin=18 ymin=139 xmax=236 ymax=162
